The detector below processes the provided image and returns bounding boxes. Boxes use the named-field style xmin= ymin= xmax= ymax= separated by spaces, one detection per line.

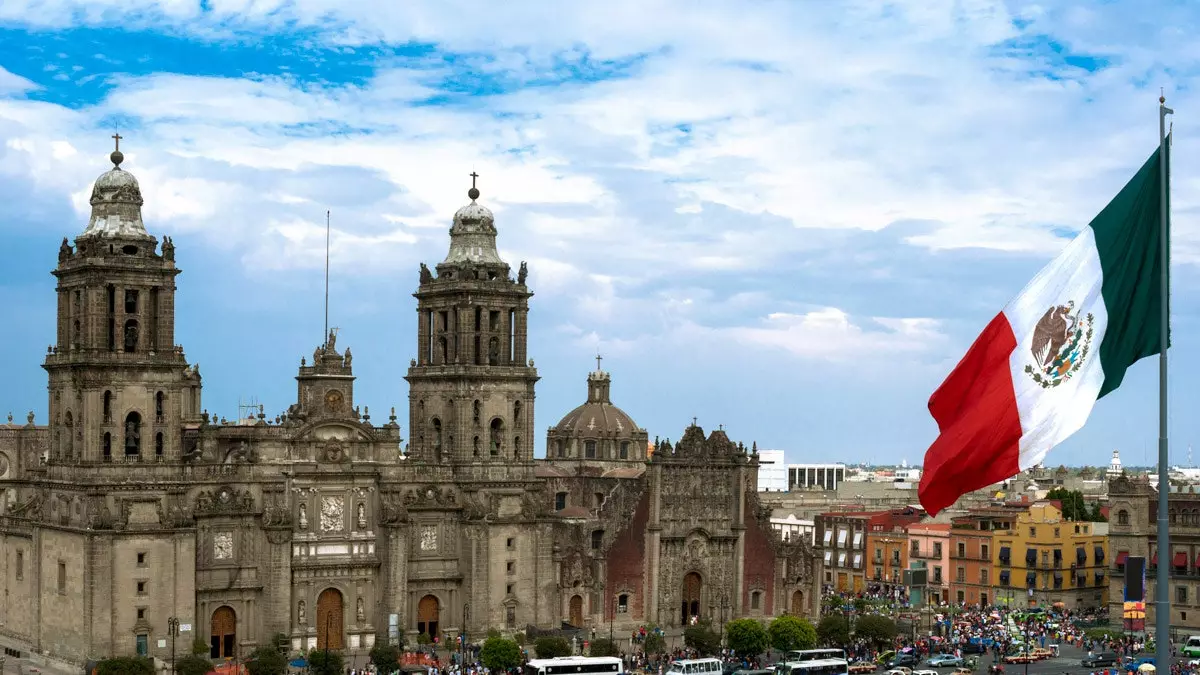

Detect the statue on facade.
xmin=161 ymin=236 xmax=175 ymax=261
xmin=356 ymin=597 xmax=365 ymax=622
xmin=58 ymin=237 xmax=72 ymax=262
xmin=343 ymin=347 xmax=352 ymax=368
xmin=419 ymin=263 xmax=434 ymax=284
xmin=327 ymin=328 xmax=337 ymax=352
xmin=356 ymin=502 xmax=367 ymax=529
xmin=518 ymin=261 xmax=528 ymax=285
xmin=298 ymin=503 xmax=308 ymax=530
xmin=298 ymin=600 xmax=306 ymax=625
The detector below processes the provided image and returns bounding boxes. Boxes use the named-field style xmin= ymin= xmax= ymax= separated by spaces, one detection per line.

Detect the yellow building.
xmin=991 ymin=502 xmax=1109 ymax=610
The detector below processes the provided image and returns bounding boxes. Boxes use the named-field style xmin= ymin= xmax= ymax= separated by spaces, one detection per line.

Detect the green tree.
xmin=590 ymin=638 xmax=619 ymax=657
xmin=307 ymin=648 xmax=345 ymax=675
xmin=481 ymin=636 xmax=523 ymax=671
xmin=768 ymin=615 xmax=817 ymax=653
xmin=192 ymin=638 xmax=210 ymax=655
xmin=535 ymin=636 xmax=572 ymax=658
xmin=177 ymin=654 xmax=217 ymax=675
xmin=684 ymin=623 xmax=721 ymax=655
xmin=246 ymin=648 xmax=287 ymax=675
xmin=725 ymin=618 xmax=769 ymax=657
xmin=370 ymin=643 xmax=403 ymax=674
xmin=817 ymin=615 xmax=851 ymax=646
xmin=1045 ymin=487 xmax=1105 ymax=522
xmin=96 ymin=658 xmax=155 ymax=675
xmin=644 ymin=626 xmax=666 ymax=655
xmin=853 ymin=615 xmax=897 ymax=648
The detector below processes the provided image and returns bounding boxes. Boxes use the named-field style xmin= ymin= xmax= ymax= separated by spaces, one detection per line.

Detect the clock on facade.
xmin=324 ymin=389 xmax=344 ymax=413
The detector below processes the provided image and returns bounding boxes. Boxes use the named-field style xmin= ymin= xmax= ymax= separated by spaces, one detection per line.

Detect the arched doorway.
xmin=316 ymin=588 xmax=345 ymax=650
xmin=210 ymin=606 xmax=237 ymax=659
xmin=681 ymin=572 xmax=702 ymax=625
xmin=791 ymin=590 xmax=804 ymax=615
xmin=568 ymin=594 xmax=584 ymax=627
xmin=417 ymin=595 xmax=440 ymax=639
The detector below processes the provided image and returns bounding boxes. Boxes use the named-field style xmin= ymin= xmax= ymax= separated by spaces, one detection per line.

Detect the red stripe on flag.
xmin=920 ymin=312 xmax=1024 ymax=515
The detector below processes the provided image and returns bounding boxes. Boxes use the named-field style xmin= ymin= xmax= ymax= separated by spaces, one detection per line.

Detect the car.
xmin=888 ymin=654 xmax=920 ymax=669
xmin=927 ymin=656 xmax=963 ymax=668
xmin=1124 ymin=658 xmax=1155 ymax=672
xmin=912 ymin=670 xmax=938 ymax=675
xmin=953 ymin=669 xmax=973 ymax=675
xmin=1184 ymin=636 xmax=1200 ymax=658
xmin=1081 ymin=653 xmax=1118 ymax=668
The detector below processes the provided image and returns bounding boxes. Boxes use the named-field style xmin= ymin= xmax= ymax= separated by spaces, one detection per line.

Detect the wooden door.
xmin=317 ymin=588 xmax=345 ymax=650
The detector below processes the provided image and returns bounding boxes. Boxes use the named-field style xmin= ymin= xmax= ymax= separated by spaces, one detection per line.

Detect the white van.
xmin=1181 ymin=636 xmax=1200 ymax=657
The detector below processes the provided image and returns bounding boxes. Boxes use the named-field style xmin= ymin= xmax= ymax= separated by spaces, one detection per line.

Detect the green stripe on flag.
xmin=1090 ymin=137 xmax=1170 ymax=398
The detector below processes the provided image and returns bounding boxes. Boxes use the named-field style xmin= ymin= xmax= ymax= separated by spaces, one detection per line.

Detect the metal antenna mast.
xmin=324 ymin=210 xmax=331 ymax=342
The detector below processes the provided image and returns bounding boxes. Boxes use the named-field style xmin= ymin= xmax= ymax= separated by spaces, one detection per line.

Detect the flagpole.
xmin=1155 ymin=93 xmax=1174 ymax=669
xmin=324 ymin=209 xmax=331 ymax=343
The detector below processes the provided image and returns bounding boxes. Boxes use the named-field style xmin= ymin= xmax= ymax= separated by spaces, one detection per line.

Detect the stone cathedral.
xmin=0 ymin=148 xmax=819 ymax=668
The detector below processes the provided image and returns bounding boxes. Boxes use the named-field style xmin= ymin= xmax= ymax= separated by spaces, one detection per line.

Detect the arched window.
xmin=487 ymin=336 xmax=500 ymax=366
xmin=123 ymin=319 xmax=139 ymax=352
xmin=102 ymin=432 xmax=112 ymax=460
xmin=513 ymin=436 xmax=521 ymax=461
xmin=103 ymin=391 xmax=113 ymax=423
xmin=155 ymin=392 xmax=165 ymax=422
xmin=432 ymin=418 xmax=443 ymax=451
xmin=473 ymin=400 xmax=481 ymax=425
xmin=595 ymin=492 xmax=605 ymax=509
xmin=591 ymin=529 xmax=604 ymax=549
xmin=155 ymin=432 xmax=164 ymax=456
xmin=1118 ymin=510 xmax=1130 ymax=526
xmin=124 ymin=411 xmax=142 ymax=456
xmin=750 ymin=591 xmax=762 ymax=610
xmin=585 ymin=440 xmax=597 ymax=459
xmin=513 ymin=401 xmax=522 ymax=428
xmin=556 ymin=439 xmax=565 ymax=458
xmin=490 ymin=419 xmax=503 ymax=456
xmin=620 ymin=441 xmax=629 ymax=460
xmin=473 ymin=436 xmax=480 ymax=458
xmin=555 ymin=491 xmax=568 ymax=511
xmin=617 ymin=594 xmax=629 ymax=614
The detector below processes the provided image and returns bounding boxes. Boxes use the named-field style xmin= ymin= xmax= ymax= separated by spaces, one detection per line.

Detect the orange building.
xmin=949 ymin=507 xmax=1022 ymax=607
xmin=866 ymin=508 xmax=926 ymax=591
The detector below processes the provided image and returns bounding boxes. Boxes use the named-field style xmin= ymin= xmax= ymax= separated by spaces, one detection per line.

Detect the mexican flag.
xmin=919 ymin=139 xmax=1170 ymax=515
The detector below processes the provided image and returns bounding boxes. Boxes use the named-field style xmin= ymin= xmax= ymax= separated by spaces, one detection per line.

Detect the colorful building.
xmin=991 ymin=501 xmax=1108 ymax=610
xmin=908 ymin=523 xmax=952 ymax=604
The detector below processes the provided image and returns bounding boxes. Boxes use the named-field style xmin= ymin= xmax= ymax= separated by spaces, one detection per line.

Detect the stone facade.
xmin=0 ymin=150 xmax=817 ymax=667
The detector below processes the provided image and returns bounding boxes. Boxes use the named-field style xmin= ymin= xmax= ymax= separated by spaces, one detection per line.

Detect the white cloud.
xmin=0 ymin=0 xmax=1194 ymax=367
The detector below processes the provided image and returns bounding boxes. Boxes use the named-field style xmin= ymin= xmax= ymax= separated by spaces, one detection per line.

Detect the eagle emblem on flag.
xmin=1024 ymin=301 xmax=1095 ymax=388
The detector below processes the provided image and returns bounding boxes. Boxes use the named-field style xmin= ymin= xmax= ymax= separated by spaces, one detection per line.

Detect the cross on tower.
xmin=692 ymin=416 xmax=698 ymax=426
xmin=595 ymin=353 xmax=603 ymax=371
xmin=112 ymin=133 xmax=122 ymax=152
xmin=470 ymin=171 xmax=479 ymax=189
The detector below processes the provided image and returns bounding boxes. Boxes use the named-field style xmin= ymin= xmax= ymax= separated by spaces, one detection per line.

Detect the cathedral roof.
xmin=552 ymin=369 xmax=643 ymax=438
xmin=81 ymin=146 xmax=153 ymax=240
xmin=442 ymin=183 xmax=505 ymax=266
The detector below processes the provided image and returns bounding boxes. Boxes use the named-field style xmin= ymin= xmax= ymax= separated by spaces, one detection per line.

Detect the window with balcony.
xmin=1179 ymin=586 xmax=1189 ymax=604
xmin=1118 ymin=510 xmax=1130 ymax=526
xmin=933 ymin=542 xmax=942 ymax=557
xmin=956 ymin=567 xmax=965 ymax=583
xmin=874 ymin=547 xmax=883 ymax=563
xmin=911 ymin=540 xmax=920 ymax=556
xmin=956 ymin=542 xmax=965 ymax=557
xmin=980 ymin=569 xmax=989 ymax=585
xmin=982 ymin=544 xmax=990 ymax=558
xmin=933 ymin=566 xmax=942 ymax=583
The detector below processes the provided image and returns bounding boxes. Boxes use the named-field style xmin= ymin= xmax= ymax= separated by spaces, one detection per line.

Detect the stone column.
xmin=381 ymin=522 xmax=409 ymax=641
xmin=263 ymin=528 xmax=293 ymax=638
xmin=417 ymin=310 xmax=431 ymax=366
xmin=646 ymin=463 xmax=663 ymax=625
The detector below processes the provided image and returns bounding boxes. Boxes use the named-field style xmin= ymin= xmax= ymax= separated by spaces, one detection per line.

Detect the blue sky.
xmin=1 ymin=1 xmax=1199 ymax=467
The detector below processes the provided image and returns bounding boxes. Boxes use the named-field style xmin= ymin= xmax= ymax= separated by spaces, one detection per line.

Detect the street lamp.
xmin=462 ymin=603 xmax=470 ymax=669
xmin=167 ymin=616 xmax=180 ymax=674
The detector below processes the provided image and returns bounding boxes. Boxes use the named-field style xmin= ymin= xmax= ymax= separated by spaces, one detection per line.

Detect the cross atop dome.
xmin=469 ymin=170 xmax=480 ymax=201
xmin=111 ymin=132 xmax=125 ymax=168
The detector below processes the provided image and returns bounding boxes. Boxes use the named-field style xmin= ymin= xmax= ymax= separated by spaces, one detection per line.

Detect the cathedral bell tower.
xmin=43 ymin=140 xmax=202 ymax=464
xmin=405 ymin=176 xmax=538 ymax=467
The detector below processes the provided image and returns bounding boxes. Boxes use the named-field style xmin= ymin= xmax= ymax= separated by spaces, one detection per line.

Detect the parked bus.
xmin=666 ymin=658 xmax=724 ymax=675
xmin=785 ymin=650 xmax=848 ymax=663
xmin=776 ymin=659 xmax=850 ymax=675
xmin=525 ymin=657 xmax=624 ymax=675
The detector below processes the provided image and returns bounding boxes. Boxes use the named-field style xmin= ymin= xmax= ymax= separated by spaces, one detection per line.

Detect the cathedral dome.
xmin=547 ymin=366 xmax=649 ymax=463
xmin=442 ymin=184 xmax=505 ymax=266
xmin=81 ymin=148 xmax=152 ymax=240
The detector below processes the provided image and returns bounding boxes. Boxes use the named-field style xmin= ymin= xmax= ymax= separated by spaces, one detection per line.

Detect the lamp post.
xmin=462 ymin=603 xmax=470 ymax=669
xmin=167 ymin=616 xmax=180 ymax=674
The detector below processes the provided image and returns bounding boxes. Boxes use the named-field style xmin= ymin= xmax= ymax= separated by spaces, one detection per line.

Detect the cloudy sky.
xmin=1 ymin=1 xmax=1197 ymax=468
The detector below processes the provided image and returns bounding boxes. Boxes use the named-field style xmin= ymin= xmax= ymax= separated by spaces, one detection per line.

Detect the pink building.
xmin=907 ymin=522 xmax=952 ymax=604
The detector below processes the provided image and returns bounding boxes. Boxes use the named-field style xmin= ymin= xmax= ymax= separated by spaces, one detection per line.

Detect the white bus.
xmin=525 ymin=657 xmax=624 ymax=675
xmin=666 ymin=658 xmax=723 ymax=675
xmin=775 ymin=659 xmax=849 ymax=675
xmin=785 ymin=650 xmax=847 ymax=663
